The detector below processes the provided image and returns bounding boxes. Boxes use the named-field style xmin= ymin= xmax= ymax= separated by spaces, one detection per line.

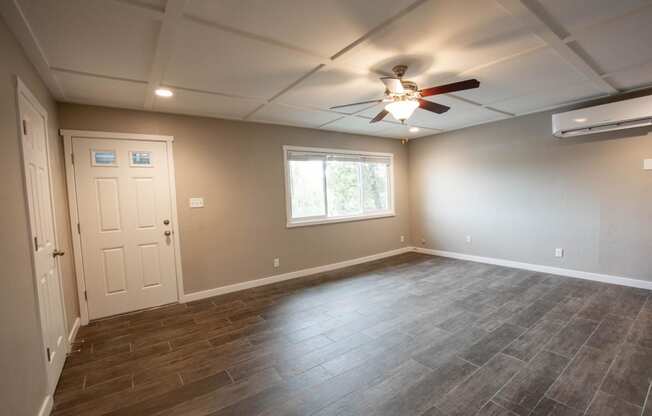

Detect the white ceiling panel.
xmin=490 ymin=81 xmax=604 ymax=115
xmin=250 ymin=104 xmax=343 ymax=128
xmin=19 ymin=0 xmax=159 ymax=80
xmin=164 ymin=18 xmax=322 ymax=99
xmin=321 ymin=116 xmax=395 ymax=135
xmin=537 ymin=0 xmax=649 ymax=35
xmin=375 ymin=125 xmax=441 ymax=139
xmin=277 ymin=66 xmax=385 ymax=113
xmin=451 ymin=48 xmax=589 ymax=105
xmin=337 ymin=0 xmax=543 ymax=86
xmin=571 ymin=7 xmax=652 ymax=74
xmin=153 ymin=89 xmax=263 ymax=119
xmin=606 ymin=61 xmax=652 ymax=90
xmin=54 ymin=71 xmax=147 ymax=108
xmin=185 ymin=0 xmax=418 ymax=58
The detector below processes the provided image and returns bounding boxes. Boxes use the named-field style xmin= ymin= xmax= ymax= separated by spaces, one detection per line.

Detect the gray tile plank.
xmin=436 ymin=353 xmax=524 ymax=416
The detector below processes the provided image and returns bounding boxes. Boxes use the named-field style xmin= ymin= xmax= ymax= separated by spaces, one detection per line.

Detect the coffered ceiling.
xmin=3 ymin=0 xmax=652 ymax=139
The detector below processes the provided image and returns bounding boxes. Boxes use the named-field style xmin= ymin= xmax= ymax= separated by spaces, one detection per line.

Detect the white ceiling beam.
xmin=0 ymin=0 xmax=65 ymax=99
xmin=144 ymin=0 xmax=188 ymax=109
xmin=496 ymin=0 xmax=618 ymax=94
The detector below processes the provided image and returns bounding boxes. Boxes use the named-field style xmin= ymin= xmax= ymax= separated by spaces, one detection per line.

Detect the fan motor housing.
xmin=400 ymin=80 xmax=418 ymax=92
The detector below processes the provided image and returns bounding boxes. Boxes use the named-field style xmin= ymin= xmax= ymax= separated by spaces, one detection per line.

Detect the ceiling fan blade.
xmin=419 ymin=79 xmax=480 ymax=97
xmin=330 ymin=99 xmax=383 ymax=110
xmin=380 ymin=77 xmax=404 ymax=94
xmin=370 ymin=109 xmax=389 ymax=123
xmin=418 ymin=99 xmax=450 ymax=114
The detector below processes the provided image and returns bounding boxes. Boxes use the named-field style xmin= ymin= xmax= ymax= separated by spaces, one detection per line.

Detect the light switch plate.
xmin=644 ymin=159 xmax=652 ymax=170
xmin=189 ymin=197 xmax=204 ymax=208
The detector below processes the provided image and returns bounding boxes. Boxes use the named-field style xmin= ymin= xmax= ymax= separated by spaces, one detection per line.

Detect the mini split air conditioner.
xmin=552 ymin=94 xmax=652 ymax=138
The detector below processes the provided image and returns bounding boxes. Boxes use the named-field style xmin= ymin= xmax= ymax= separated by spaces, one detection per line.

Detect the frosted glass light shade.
xmin=385 ymin=100 xmax=419 ymax=121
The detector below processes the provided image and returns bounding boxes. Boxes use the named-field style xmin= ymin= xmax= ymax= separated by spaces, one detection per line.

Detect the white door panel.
xmin=18 ymin=89 xmax=67 ymax=393
xmin=73 ymin=138 xmax=177 ymax=319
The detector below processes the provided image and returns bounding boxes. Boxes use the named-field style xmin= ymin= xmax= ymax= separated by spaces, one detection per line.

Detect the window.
xmin=130 ymin=151 xmax=152 ymax=167
xmin=284 ymin=146 xmax=394 ymax=227
xmin=91 ymin=149 xmax=118 ymax=166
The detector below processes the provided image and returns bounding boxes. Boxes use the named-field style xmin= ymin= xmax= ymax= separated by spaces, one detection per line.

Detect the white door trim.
xmin=61 ymin=129 xmax=184 ymax=325
xmin=16 ymin=77 xmax=70 ymax=390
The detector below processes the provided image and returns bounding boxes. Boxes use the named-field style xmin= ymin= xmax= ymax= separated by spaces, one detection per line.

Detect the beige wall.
xmin=0 ymin=16 xmax=77 ymax=416
xmin=58 ymin=104 xmax=411 ymax=294
xmin=409 ymin=94 xmax=652 ymax=282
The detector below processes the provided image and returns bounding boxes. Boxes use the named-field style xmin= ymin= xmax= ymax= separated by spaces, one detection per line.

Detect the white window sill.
xmin=286 ymin=212 xmax=396 ymax=228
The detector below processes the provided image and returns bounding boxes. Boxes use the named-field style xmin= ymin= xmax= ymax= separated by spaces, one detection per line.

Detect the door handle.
xmin=53 ymin=250 xmax=65 ymax=258
xmin=164 ymin=231 xmax=171 ymax=236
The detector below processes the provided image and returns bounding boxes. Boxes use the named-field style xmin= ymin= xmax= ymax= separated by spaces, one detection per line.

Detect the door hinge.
xmin=22 ymin=120 xmax=27 ymax=135
xmin=71 ymin=153 xmax=75 ymax=165
xmin=34 ymin=236 xmax=38 ymax=251
xmin=77 ymin=223 xmax=81 ymax=234
xmin=84 ymin=291 xmax=88 ymax=301
xmin=46 ymin=347 xmax=51 ymax=362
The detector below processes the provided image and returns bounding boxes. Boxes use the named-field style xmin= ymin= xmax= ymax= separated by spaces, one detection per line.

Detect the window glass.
xmin=288 ymin=159 xmax=326 ymax=218
xmin=92 ymin=150 xmax=117 ymax=166
xmin=326 ymin=159 xmax=362 ymax=217
xmin=130 ymin=151 xmax=152 ymax=166
xmin=362 ymin=160 xmax=389 ymax=212
xmin=285 ymin=148 xmax=393 ymax=226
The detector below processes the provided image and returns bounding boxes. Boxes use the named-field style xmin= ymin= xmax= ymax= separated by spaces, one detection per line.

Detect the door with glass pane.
xmin=72 ymin=138 xmax=178 ymax=319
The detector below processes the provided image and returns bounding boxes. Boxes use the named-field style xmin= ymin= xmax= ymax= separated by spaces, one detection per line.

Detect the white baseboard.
xmin=415 ymin=247 xmax=652 ymax=290
xmin=68 ymin=317 xmax=80 ymax=346
xmin=181 ymin=246 xmax=413 ymax=303
xmin=38 ymin=395 xmax=53 ymax=416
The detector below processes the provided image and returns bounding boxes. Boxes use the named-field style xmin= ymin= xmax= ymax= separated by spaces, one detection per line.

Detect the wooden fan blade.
xmin=330 ymin=99 xmax=383 ymax=110
xmin=381 ymin=77 xmax=404 ymax=94
xmin=418 ymin=99 xmax=450 ymax=114
xmin=419 ymin=79 xmax=480 ymax=97
xmin=370 ymin=109 xmax=389 ymax=123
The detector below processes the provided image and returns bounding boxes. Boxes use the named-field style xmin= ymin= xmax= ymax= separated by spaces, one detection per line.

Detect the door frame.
xmin=16 ymin=77 xmax=70 ymax=390
xmin=61 ymin=129 xmax=185 ymax=325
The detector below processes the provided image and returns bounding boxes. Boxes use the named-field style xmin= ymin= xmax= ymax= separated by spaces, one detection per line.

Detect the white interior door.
xmin=72 ymin=137 xmax=178 ymax=319
xmin=18 ymin=88 xmax=67 ymax=393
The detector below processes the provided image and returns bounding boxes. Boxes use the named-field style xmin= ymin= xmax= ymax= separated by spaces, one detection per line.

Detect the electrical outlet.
xmin=400 ymin=235 xmax=405 ymax=243
xmin=555 ymin=248 xmax=564 ymax=258
xmin=421 ymin=238 xmax=426 ymax=245
xmin=465 ymin=235 xmax=472 ymax=244
xmin=273 ymin=258 xmax=280 ymax=268
xmin=644 ymin=159 xmax=652 ymax=170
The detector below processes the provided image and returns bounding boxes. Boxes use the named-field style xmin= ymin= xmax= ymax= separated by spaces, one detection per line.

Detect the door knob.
xmin=163 ymin=219 xmax=170 ymax=225
xmin=53 ymin=250 xmax=65 ymax=258
xmin=164 ymin=231 xmax=171 ymax=236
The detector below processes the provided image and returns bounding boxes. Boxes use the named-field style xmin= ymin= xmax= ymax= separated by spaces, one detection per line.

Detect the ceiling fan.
xmin=330 ymin=65 xmax=480 ymax=124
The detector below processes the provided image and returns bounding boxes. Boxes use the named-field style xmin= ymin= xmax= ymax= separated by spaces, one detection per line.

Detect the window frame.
xmin=283 ymin=145 xmax=395 ymax=228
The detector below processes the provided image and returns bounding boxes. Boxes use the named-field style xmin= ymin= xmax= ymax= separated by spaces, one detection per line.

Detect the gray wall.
xmin=409 ymin=97 xmax=652 ymax=282
xmin=0 ymin=15 xmax=77 ymax=416
xmin=58 ymin=104 xmax=412 ymax=294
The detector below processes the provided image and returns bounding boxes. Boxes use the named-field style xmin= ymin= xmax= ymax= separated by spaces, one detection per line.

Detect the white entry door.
xmin=18 ymin=84 xmax=67 ymax=393
xmin=72 ymin=137 xmax=178 ymax=319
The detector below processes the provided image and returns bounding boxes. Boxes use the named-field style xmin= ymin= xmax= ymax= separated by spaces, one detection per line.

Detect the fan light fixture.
xmin=385 ymin=100 xmax=419 ymax=122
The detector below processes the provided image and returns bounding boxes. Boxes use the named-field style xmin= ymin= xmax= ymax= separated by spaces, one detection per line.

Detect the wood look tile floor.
xmin=53 ymin=253 xmax=652 ymax=416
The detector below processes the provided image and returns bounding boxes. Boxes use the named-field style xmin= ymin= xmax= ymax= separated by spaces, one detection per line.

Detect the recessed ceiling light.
xmin=573 ymin=117 xmax=587 ymax=123
xmin=409 ymin=127 xmax=420 ymax=133
xmin=155 ymin=88 xmax=173 ymax=97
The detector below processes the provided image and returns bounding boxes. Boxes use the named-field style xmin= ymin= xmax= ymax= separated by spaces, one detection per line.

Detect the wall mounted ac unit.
xmin=552 ymin=95 xmax=652 ymax=138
